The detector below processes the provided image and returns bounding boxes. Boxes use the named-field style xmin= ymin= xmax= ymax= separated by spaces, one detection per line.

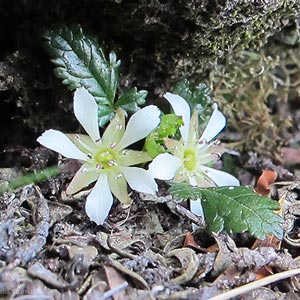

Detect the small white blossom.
xmin=148 ymin=92 xmax=239 ymax=217
xmin=38 ymin=87 xmax=160 ymax=225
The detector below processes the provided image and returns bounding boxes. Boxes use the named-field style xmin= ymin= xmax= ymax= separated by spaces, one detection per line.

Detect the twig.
xmin=12 ymin=296 xmax=53 ymax=300
xmin=207 ymin=268 xmax=300 ymax=300
xmin=100 ymin=282 xmax=128 ymax=300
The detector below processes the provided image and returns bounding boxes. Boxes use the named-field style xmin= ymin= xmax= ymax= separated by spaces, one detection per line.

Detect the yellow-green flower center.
xmin=183 ymin=149 xmax=196 ymax=172
xmin=94 ymin=148 xmax=118 ymax=169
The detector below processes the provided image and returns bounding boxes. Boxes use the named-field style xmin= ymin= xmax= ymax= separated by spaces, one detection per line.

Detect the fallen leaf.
xmin=108 ymin=256 xmax=149 ymax=289
xmin=251 ymin=234 xmax=281 ymax=250
xmin=255 ymin=266 xmax=273 ymax=280
xmin=65 ymin=245 xmax=98 ymax=267
xmin=206 ymin=243 xmax=219 ymax=253
xmin=183 ymin=232 xmax=200 ymax=249
xmin=27 ymin=261 xmax=70 ymax=289
xmin=255 ymin=170 xmax=278 ymax=196
xmin=84 ymin=271 xmax=108 ymax=300
xmin=211 ymin=233 xmax=235 ymax=276
xmin=281 ymin=147 xmax=300 ymax=166
xmin=104 ymin=266 xmax=129 ymax=300
xmin=166 ymin=248 xmax=199 ymax=285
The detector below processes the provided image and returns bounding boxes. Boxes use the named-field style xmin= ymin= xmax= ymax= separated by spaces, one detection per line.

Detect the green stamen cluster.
xmin=94 ymin=148 xmax=118 ymax=169
xmin=183 ymin=149 xmax=196 ymax=172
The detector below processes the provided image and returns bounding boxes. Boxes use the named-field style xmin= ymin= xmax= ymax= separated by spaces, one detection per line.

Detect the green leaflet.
xmin=144 ymin=114 xmax=183 ymax=158
xmin=169 ymin=183 xmax=283 ymax=239
xmin=144 ymin=80 xmax=213 ymax=158
xmin=172 ymin=79 xmax=212 ymax=128
xmin=115 ymin=88 xmax=148 ymax=112
xmin=44 ymin=25 xmax=147 ymax=127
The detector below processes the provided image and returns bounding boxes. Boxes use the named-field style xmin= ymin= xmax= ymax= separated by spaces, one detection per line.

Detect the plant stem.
xmin=0 ymin=166 xmax=61 ymax=194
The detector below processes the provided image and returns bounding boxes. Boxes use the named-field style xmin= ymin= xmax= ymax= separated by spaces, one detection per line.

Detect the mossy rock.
xmin=0 ymin=0 xmax=299 ymax=154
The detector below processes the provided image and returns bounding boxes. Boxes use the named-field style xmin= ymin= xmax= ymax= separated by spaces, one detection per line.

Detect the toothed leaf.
xmin=44 ymin=25 xmax=147 ymax=127
xmin=115 ymin=88 xmax=147 ymax=112
xmin=169 ymin=183 xmax=283 ymax=239
xmin=173 ymin=79 xmax=212 ymax=127
xmin=44 ymin=25 xmax=120 ymax=105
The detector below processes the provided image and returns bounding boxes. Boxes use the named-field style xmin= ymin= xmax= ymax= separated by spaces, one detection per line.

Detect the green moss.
xmin=206 ymin=27 xmax=300 ymax=157
xmin=2 ymin=0 xmax=300 ymax=141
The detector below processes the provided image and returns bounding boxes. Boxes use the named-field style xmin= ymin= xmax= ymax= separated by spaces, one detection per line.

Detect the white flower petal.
xmin=187 ymin=179 xmax=204 ymax=230
xmin=66 ymin=164 xmax=99 ymax=195
xmin=74 ymin=87 xmax=100 ymax=141
xmin=117 ymin=105 xmax=160 ymax=150
xmin=102 ymin=108 xmax=125 ymax=146
xmin=85 ymin=173 xmax=113 ymax=225
xmin=148 ymin=153 xmax=181 ymax=180
xmin=37 ymin=129 xmax=87 ymax=160
xmin=200 ymin=103 xmax=226 ymax=142
xmin=120 ymin=166 xmax=158 ymax=194
xmin=190 ymin=198 xmax=204 ymax=218
xmin=107 ymin=172 xmax=131 ymax=205
xmin=201 ymin=166 xmax=240 ymax=186
xmin=188 ymin=175 xmax=197 ymax=186
xmin=164 ymin=92 xmax=190 ymax=143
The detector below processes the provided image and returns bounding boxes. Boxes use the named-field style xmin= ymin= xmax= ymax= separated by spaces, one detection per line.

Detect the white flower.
xmin=148 ymin=92 xmax=239 ymax=217
xmin=38 ymin=87 xmax=160 ymax=225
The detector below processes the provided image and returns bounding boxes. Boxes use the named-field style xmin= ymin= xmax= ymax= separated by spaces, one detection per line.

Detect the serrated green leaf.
xmin=169 ymin=183 xmax=283 ymax=239
xmin=172 ymin=79 xmax=213 ymax=127
xmin=97 ymin=105 xmax=115 ymax=128
xmin=115 ymin=88 xmax=147 ymax=112
xmin=44 ymin=25 xmax=149 ymax=127
xmin=173 ymin=79 xmax=211 ymax=111
xmin=44 ymin=25 xmax=120 ymax=105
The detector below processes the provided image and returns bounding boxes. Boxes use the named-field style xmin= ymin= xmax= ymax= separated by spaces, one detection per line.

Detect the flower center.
xmin=183 ymin=149 xmax=196 ymax=172
xmin=94 ymin=148 xmax=118 ymax=169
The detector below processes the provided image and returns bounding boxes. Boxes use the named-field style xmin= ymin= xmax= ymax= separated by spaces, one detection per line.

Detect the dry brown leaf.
xmin=108 ymin=256 xmax=149 ymax=290
xmin=211 ymin=234 xmax=236 ymax=277
xmin=27 ymin=261 xmax=71 ymax=289
xmin=281 ymin=147 xmax=300 ymax=166
xmin=104 ymin=266 xmax=129 ymax=300
xmin=83 ymin=270 xmax=108 ymax=300
xmin=251 ymin=234 xmax=281 ymax=250
xmin=183 ymin=232 xmax=200 ymax=249
xmin=255 ymin=266 xmax=273 ymax=280
xmin=65 ymin=245 xmax=98 ymax=267
xmin=255 ymin=170 xmax=278 ymax=196
xmin=166 ymin=247 xmax=199 ymax=285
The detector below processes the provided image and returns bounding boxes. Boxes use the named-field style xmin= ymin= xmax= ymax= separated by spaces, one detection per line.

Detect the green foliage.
xmin=172 ymin=80 xmax=212 ymax=129
xmin=169 ymin=183 xmax=283 ymax=239
xmin=115 ymin=88 xmax=147 ymax=113
xmin=145 ymin=80 xmax=214 ymax=158
xmin=44 ymin=25 xmax=147 ymax=126
xmin=210 ymin=44 xmax=297 ymax=157
xmin=144 ymin=114 xmax=183 ymax=158
xmin=0 ymin=166 xmax=60 ymax=194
